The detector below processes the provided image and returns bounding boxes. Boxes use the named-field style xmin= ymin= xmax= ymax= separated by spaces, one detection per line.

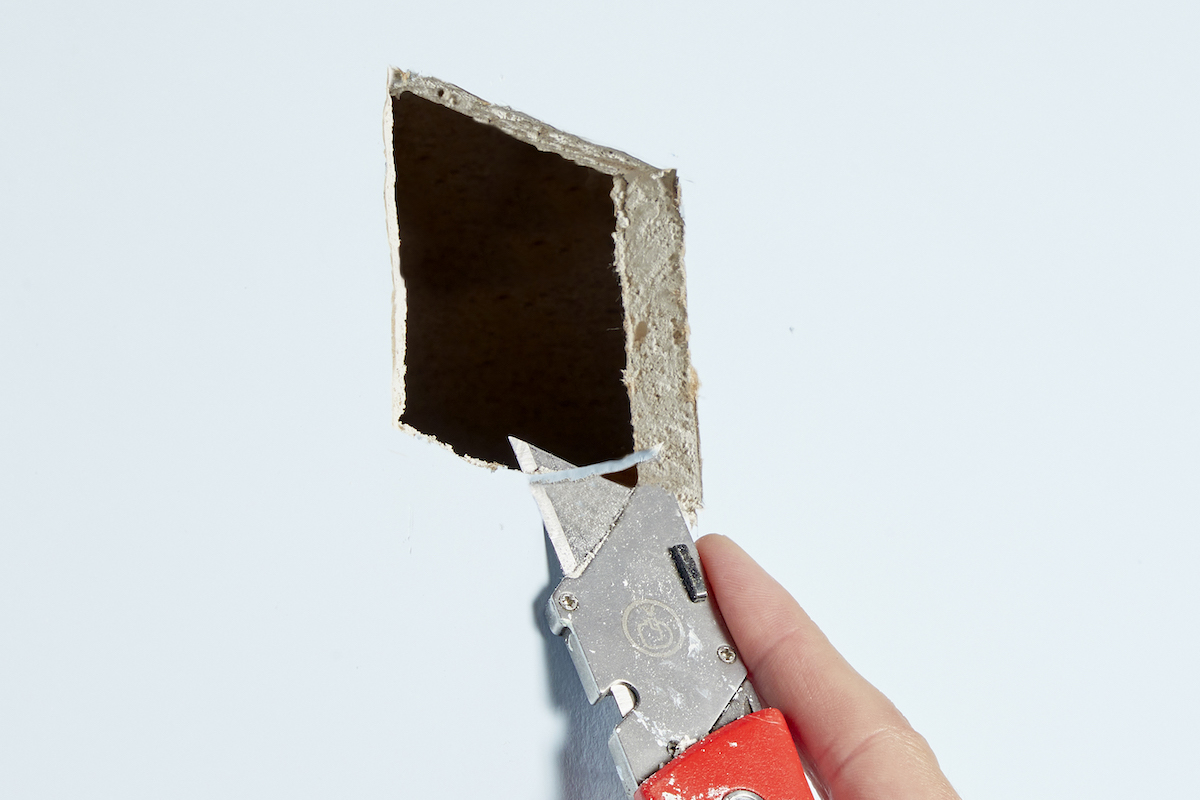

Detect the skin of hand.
xmin=695 ymin=534 xmax=960 ymax=800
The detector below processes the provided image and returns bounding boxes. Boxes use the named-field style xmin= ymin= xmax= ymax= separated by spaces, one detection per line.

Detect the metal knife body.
xmin=510 ymin=438 xmax=813 ymax=800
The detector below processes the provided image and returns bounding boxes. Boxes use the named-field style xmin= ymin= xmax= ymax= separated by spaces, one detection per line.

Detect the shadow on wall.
xmin=535 ymin=536 xmax=628 ymax=800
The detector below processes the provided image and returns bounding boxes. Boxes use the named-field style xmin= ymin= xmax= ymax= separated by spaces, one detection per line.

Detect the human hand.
xmin=696 ymin=534 xmax=960 ymax=800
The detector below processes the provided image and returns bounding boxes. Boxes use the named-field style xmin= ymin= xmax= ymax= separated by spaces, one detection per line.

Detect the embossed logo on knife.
xmin=622 ymin=599 xmax=684 ymax=658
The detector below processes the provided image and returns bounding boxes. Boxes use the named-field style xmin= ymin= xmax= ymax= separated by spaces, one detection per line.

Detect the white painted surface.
xmin=2 ymin=2 xmax=1197 ymax=799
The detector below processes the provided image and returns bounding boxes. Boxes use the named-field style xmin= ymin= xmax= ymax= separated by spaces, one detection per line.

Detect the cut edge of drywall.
xmin=612 ymin=170 xmax=703 ymax=519
xmin=384 ymin=68 xmax=702 ymax=518
xmin=383 ymin=87 xmax=406 ymax=429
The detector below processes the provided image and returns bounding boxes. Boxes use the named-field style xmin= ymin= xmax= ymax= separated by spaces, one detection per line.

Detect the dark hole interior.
xmin=392 ymin=92 xmax=634 ymax=470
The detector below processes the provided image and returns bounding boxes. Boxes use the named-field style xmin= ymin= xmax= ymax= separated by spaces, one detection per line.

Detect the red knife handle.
xmin=634 ymin=708 xmax=812 ymax=800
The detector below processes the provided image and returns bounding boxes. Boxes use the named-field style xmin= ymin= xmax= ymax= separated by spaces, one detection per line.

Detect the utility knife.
xmin=510 ymin=437 xmax=814 ymax=800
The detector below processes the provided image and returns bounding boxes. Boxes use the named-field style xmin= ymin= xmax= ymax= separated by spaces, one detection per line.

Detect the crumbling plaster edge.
xmin=612 ymin=174 xmax=703 ymax=519
xmin=387 ymin=68 xmax=659 ymax=179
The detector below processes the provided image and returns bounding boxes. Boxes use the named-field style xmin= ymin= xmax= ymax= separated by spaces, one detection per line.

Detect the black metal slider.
xmin=669 ymin=544 xmax=708 ymax=603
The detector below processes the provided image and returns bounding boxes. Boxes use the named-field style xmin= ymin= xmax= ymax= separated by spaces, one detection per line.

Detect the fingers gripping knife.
xmin=510 ymin=438 xmax=814 ymax=800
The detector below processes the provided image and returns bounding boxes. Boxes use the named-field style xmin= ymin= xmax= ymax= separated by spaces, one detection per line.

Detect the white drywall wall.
xmin=2 ymin=2 xmax=1198 ymax=799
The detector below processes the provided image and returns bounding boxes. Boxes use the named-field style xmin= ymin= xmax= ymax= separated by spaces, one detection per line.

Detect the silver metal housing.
xmin=512 ymin=438 xmax=751 ymax=795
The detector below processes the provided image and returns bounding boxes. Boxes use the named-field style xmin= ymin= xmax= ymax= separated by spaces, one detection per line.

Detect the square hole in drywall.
xmin=386 ymin=71 xmax=703 ymax=517
xmin=390 ymin=90 xmax=634 ymax=470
